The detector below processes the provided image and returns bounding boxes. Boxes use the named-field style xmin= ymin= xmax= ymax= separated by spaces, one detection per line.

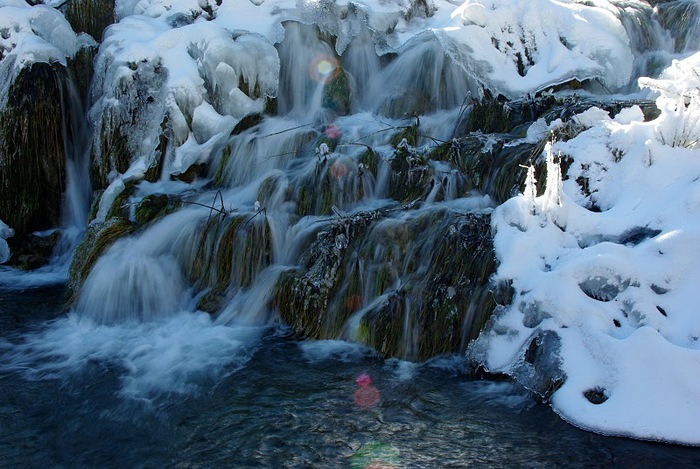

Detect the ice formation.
xmin=0 ymin=0 xmax=91 ymax=109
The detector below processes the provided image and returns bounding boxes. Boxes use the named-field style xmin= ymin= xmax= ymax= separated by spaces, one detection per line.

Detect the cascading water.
xmin=4 ymin=1 xmax=700 ymax=460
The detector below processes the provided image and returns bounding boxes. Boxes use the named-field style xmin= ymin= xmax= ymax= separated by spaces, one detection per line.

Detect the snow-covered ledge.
xmin=469 ymin=52 xmax=700 ymax=445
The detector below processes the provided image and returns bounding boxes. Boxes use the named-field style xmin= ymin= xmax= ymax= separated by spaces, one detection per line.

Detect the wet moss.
xmin=68 ymin=217 xmax=135 ymax=294
xmin=64 ymin=0 xmax=116 ymax=42
xmin=388 ymin=148 xmax=432 ymax=203
xmin=466 ymin=99 xmax=512 ymax=134
xmin=273 ymin=211 xmax=379 ymax=338
xmin=134 ymin=193 xmax=181 ymax=227
xmin=106 ymin=182 xmax=136 ymax=220
xmin=389 ymin=125 xmax=419 ymax=148
xmin=213 ymin=144 xmax=232 ymax=188
xmin=322 ymin=67 xmax=351 ymax=116
xmin=359 ymin=148 xmax=378 ymax=177
xmin=232 ymin=113 xmax=263 ymax=135
xmin=0 ymin=63 xmax=67 ymax=235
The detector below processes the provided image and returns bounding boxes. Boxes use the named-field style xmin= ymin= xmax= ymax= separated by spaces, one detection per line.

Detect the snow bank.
xmin=469 ymin=52 xmax=700 ymax=445
xmin=0 ymin=0 xmax=91 ymax=109
xmin=430 ymin=0 xmax=637 ymax=98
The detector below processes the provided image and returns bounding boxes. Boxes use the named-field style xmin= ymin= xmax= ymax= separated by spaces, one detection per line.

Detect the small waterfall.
xmin=56 ymin=71 xmax=92 ymax=257
xmin=277 ymin=22 xmax=338 ymax=119
xmin=655 ymin=0 xmax=700 ymax=54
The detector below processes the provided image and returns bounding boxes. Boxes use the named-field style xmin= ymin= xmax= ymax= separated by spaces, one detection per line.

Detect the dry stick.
xmin=244 ymin=207 xmax=267 ymax=225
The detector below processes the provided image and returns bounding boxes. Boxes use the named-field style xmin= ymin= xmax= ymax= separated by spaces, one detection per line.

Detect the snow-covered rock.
xmin=469 ymin=52 xmax=700 ymax=445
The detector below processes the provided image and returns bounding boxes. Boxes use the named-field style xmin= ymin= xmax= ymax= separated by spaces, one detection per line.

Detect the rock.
xmin=5 ymin=231 xmax=62 ymax=270
xmin=0 ymin=63 xmax=67 ymax=236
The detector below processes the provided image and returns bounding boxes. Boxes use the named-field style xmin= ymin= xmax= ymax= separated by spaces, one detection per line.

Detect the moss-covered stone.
xmin=64 ymin=0 xmax=116 ymax=42
xmin=466 ymin=98 xmax=512 ymax=134
xmin=388 ymin=147 xmax=432 ymax=203
xmin=322 ymin=67 xmax=351 ymax=116
xmin=134 ymin=193 xmax=181 ymax=227
xmin=68 ymin=217 xmax=135 ymax=293
xmin=0 ymin=63 xmax=67 ymax=236
xmin=358 ymin=212 xmax=495 ymax=360
xmin=273 ymin=211 xmax=379 ymax=338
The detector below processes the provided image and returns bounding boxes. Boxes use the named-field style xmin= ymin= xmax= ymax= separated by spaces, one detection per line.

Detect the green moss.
xmin=359 ymin=148 xmax=378 ymax=177
xmin=68 ymin=217 xmax=135 ymax=294
xmin=213 ymin=144 xmax=232 ymax=187
xmin=389 ymin=125 xmax=419 ymax=148
xmin=322 ymin=67 xmax=351 ymax=116
xmin=466 ymin=99 xmax=512 ymax=134
xmin=0 ymin=63 xmax=66 ymax=235
xmin=65 ymin=0 xmax=116 ymax=42
xmin=134 ymin=193 xmax=180 ymax=227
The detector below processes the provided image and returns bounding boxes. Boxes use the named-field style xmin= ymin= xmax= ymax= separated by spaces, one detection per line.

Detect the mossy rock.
xmin=273 ymin=211 xmax=379 ymax=338
xmin=358 ymin=148 xmax=378 ymax=177
xmin=389 ymin=125 xmax=419 ymax=148
xmin=232 ymin=113 xmax=263 ymax=135
xmin=68 ymin=217 xmax=135 ymax=293
xmin=322 ymin=67 xmax=351 ymax=116
xmin=466 ymin=98 xmax=512 ymax=134
xmin=388 ymin=149 xmax=432 ymax=203
xmin=357 ymin=212 xmax=495 ymax=360
xmin=5 ymin=231 xmax=62 ymax=270
xmin=0 ymin=63 xmax=67 ymax=236
xmin=134 ymin=193 xmax=181 ymax=227
xmin=64 ymin=0 xmax=116 ymax=42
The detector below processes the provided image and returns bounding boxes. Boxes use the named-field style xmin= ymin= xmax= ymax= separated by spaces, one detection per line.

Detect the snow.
xmin=469 ymin=52 xmax=700 ymax=445
xmin=0 ymin=0 xmax=92 ymax=109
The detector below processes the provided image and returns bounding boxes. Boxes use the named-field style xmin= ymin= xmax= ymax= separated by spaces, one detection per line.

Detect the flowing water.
xmin=2 ymin=3 xmax=700 ymax=466
xmin=3 ymin=284 xmax=700 ymax=467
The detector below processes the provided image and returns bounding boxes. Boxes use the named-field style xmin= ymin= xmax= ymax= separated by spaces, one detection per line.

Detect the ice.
xmin=0 ymin=1 xmax=91 ymax=109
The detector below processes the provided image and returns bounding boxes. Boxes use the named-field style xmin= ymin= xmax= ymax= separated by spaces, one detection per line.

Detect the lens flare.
xmin=309 ymin=54 xmax=339 ymax=83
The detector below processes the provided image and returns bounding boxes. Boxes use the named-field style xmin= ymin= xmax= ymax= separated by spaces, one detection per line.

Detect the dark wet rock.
xmin=584 ymin=387 xmax=608 ymax=404
xmin=618 ymin=226 xmax=662 ymax=246
xmin=5 ymin=231 xmax=61 ymax=270
xmin=512 ymin=329 xmax=566 ymax=401
xmin=64 ymin=0 xmax=116 ymax=43
xmin=0 ymin=63 xmax=67 ymax=236
xmin=68 ymin=217 xmax=135 ymax=294
xmin=579 ymin=274 xmax=631 ymax=302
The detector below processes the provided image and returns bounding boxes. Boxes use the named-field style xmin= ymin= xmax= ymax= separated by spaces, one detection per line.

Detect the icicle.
xmin=541 ymin=142 xmax=562 ymax=219
xmin=523 ymin=165 xmax=537 ymax=215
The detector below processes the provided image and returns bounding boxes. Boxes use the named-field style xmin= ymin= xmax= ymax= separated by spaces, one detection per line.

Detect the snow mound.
xmin=0 ymin=0 xmax=91 ymax=109
xmin=432 ymin=0 xmax=636 ymax=98
xmin=469 ymin=52 xmax=700 ymax=445
xmin=89 ymin=6 xmax=279 ymax=183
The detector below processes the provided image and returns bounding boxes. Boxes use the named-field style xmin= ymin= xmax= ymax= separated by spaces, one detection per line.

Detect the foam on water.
xmin=0 ymin=310 xmax=265 ymax=400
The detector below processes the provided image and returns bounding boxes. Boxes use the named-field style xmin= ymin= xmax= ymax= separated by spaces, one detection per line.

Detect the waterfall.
xmin=56 ymin=71 xmax=92 ymax=258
